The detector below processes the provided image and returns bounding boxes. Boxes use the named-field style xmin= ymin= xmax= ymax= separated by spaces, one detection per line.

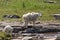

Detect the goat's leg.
xmin=24 ymin=20 xmax=28 ymax=28
xmin=33 ymin=21 xmax=35 ymax=27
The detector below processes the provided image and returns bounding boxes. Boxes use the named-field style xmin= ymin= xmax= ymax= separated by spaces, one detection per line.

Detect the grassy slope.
xmin=0 ymin=0 xmax=60 ymax=21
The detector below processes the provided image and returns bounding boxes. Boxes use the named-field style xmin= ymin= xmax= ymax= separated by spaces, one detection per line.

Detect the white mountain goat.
xmin=3 ymin=25 xmax=13 ymax=35
xmin=22 ymin=12 xmax=42 ymax=27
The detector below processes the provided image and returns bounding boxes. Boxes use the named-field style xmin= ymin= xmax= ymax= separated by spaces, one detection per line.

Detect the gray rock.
xmin=44 ymin=0 xmax=56 ymax=3
xmin=3 ymin=15 xmax=20 ymax=18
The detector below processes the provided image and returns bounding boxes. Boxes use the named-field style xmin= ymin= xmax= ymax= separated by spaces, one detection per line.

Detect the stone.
xmin=3 ymin=15 xmax=20 ymax=18
xmin=44 ymin=0 xmax=56 ymax=3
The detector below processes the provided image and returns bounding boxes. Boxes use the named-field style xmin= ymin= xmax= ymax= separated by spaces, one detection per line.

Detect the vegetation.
xmin=0 ymin=32 xmax=11 ymax=40
xmin=0 ymin=0 xmax=60 ymax=21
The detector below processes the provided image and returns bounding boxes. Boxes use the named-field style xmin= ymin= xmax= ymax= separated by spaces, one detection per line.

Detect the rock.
xmin=44 ymin=0 xmax=56 ymax=3
xmin=35 ymin=21 xmax=41 ymax=24
xmin=22 ymin=27 xmax=49 ymax=33
xmin=3 ymin=15 xmax=20 ymax=18
xmin=52 ymin=14 xmax=60 ymax=20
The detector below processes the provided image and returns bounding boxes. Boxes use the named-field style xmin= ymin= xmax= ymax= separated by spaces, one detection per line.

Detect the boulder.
xmin=3 ymin=15 xmax=20 ymax=18
xmin=44 ymin=0 xmax=56 ymax=3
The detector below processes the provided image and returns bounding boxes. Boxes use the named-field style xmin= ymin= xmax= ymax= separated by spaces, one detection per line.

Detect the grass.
xmin=0 ymin=32 xmax=11 ymax=40
xmin=0 ymin=0 xmax=60 ymax=22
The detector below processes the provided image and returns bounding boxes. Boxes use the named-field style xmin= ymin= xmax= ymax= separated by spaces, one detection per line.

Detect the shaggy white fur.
xmin=22 ymin=12 xmax=42 ymax=27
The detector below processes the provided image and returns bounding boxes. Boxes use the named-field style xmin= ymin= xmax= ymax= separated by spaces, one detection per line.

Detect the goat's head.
xmin=34 ymin=12 xmax=42 ymax=17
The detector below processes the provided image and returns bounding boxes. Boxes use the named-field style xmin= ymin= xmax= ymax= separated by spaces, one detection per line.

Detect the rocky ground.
xmin=0 ymin=21 xmax=60 ymax=40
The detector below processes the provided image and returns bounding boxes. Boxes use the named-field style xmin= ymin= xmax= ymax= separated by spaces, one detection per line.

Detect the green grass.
xmin=0 ymin=32 xmax=5 ymax=40
xmin=0 ymin=32 xmax=11 ymax=40
xmin=0 ymin=0 xmax=60 ymax=21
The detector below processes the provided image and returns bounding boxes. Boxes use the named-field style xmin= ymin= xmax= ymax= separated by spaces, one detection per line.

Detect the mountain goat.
xmin=22 ymin=12 xmax=42 ymax=27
